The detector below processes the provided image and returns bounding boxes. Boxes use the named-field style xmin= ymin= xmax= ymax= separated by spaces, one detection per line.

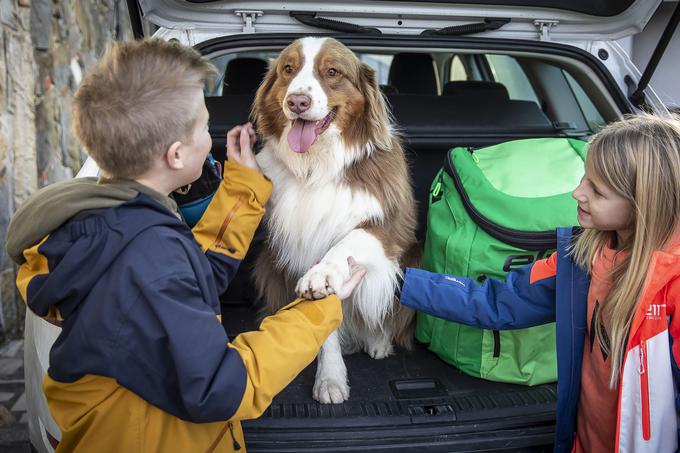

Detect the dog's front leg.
xmin=313 ymin=330 xmax=349 ymax=404
xmin=295 ymin=228 xmax=396 ymax=301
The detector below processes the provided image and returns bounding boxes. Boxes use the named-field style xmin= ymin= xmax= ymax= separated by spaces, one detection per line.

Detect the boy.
xmin=6 ymin=39 xmax=364 ymax=452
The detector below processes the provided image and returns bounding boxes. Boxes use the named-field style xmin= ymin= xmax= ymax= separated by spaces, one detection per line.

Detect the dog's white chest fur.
xmin=257 ymin=142 xmax=383 ymax=277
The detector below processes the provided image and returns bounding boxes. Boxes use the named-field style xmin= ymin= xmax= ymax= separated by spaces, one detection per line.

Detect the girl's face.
xmin=572 ymin=157 xmax=634 ymax=244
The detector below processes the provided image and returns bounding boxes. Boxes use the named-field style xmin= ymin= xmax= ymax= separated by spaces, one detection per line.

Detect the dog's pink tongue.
xmin=288 ymin=119 xmax=317 ymax=153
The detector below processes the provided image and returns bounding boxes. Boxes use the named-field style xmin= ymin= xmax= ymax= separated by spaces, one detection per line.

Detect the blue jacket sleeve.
xmin=400 ymin=262 xmax=557 ymax=330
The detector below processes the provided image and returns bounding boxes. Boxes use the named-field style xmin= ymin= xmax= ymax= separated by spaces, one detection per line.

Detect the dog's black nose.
xmin=287 ymin=94 xmax=311 ymax=114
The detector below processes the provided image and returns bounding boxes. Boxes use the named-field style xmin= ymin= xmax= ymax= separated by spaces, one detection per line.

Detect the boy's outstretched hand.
xmin=226 ymin=122 xmax=261 ymax=172
xmin=336 ymin=257 xmax=367 ymax=300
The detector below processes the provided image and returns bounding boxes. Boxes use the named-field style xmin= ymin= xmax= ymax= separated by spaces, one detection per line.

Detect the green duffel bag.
xmin=416 ymin=137 xmax=587 ymax=385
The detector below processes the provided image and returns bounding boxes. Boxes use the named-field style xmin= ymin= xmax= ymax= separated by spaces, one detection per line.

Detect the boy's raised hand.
xmin=226 ymin=122 xmax=261 ymax=172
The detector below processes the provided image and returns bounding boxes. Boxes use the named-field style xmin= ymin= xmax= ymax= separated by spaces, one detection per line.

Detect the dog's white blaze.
xmin=285 ymin=37 xmax=329 ymax=121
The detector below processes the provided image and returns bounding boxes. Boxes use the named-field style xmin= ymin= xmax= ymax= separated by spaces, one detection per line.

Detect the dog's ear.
xmin=358 ymin=62 xmax=393 ymax=151
xmin=250 ymin=57 xmax=279 ymax=125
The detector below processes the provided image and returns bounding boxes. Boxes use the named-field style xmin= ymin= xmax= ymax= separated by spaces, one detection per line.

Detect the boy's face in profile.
xmin=178 ymin=89 xmax=213 ymax=187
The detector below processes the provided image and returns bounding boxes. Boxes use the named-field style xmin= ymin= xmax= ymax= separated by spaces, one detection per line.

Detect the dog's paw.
xmin=313 ymin=377 xmax=350 ymax=404
xmin=295 ymin=263 xmax=344 ymax=300
xmin=365 ymin=338 xmax=394 ymax=360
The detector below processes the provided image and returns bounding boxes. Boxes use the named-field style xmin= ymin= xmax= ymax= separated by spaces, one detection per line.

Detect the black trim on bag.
xmin=492 ymin=330 xmax=501 ymax=358
xmin=444 ymin=150 xmax=558 ymax=251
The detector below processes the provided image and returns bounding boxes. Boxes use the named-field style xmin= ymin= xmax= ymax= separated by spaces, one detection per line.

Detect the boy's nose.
xmin=286 ymin=94 xmax=311 ymax=114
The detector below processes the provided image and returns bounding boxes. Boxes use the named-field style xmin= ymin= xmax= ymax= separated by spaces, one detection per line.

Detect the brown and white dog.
xmin=252 ymin=37 xmax=418 ymax=404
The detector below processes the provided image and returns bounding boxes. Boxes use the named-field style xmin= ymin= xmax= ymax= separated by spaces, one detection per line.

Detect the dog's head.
xmin=252 ymin=37 xmax=392 ymax=158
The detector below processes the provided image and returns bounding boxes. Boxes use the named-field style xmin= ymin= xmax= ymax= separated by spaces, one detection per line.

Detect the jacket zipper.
xmin=228 ymin=421 xmax=242 ymax=450
xmin=214 ymin=199 xmax=244 ymax=249
xmin=443 ymin=150 xmax=558 ymax=251
xmin=639 ymin=339 xmax=651 ymax=441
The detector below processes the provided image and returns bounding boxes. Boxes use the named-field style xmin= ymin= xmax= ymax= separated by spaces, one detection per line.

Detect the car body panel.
xmin=138 ymin=0 xmax=661 ymax=41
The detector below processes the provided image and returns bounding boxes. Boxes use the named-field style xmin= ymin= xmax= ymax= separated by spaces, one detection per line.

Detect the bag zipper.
xmin=443 ymin=150 xmax=558 ymax=251
xmin=430 ymin=171 xmax=444 ymax=204
xmin=492 ymin=330 xmax=501 ymax=358
xmin=639 ymin=339 xmax=651 ymax=441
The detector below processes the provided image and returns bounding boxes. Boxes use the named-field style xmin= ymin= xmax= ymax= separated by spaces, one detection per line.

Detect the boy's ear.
xmin=165 ymin=141 xmax=184 ymax=170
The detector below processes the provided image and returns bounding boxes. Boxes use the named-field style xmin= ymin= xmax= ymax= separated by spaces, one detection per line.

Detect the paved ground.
xmin=0 ymin=339 xmax=31 ymax=452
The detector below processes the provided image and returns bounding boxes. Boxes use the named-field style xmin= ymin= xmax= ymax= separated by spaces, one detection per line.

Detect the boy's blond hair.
xmin=72 ymin=38 xmax=216 ymax=178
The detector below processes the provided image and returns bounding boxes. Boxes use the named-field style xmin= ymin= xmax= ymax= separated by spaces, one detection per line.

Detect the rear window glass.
xmin=206 ymin=48 xmax=607 ymax=135
xmin=485 ymin=54 xmax=540 ymax=105
xmin=563 ymin=70 xmax=606 ymax=131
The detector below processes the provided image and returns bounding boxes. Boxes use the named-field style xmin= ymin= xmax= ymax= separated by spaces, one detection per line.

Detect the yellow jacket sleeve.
xmin=192 ymin=160 xmax=272 ymax=260
xmin=228 ymin=295 xmax=342 ymax=421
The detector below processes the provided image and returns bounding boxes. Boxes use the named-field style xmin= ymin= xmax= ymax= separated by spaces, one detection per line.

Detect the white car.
xmin=26 ymin=0 xmax=676 ymax=451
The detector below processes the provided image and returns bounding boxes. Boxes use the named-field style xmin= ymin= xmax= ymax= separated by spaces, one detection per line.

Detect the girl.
xmin=399 ymin=114 xmax=680 ymax=453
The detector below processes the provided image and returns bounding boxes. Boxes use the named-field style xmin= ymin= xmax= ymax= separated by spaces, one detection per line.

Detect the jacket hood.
xmin=6 ymin=177 xmax=179 ymax=264
xmin=8 ymin=178 xmax=184 ymax=321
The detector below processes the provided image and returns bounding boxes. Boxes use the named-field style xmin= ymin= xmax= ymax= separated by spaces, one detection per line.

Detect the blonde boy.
xmin=6 ymin=39 xmax=364 ymax=452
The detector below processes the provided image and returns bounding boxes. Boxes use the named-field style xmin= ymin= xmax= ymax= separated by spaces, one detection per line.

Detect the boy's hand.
xmin=336 ymin=257 xmax=367 ymax=300
xmin=226 ymin=122 xmax=261 ymax=172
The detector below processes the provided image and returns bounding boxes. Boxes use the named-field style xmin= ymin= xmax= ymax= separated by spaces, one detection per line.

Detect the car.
xmin=25 ymin=0 xmax=678 ymax=451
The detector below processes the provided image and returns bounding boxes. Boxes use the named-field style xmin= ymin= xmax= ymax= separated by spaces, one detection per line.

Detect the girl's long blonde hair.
xmin=571 ymin=113 xmax=680 ymax=387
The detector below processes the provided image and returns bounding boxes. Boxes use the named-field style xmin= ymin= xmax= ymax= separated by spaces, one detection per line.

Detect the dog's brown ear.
xmin=358 ymin=62 xmax=393 ymax=151
xmin=250 ymin=58 xmax=279 ymax=125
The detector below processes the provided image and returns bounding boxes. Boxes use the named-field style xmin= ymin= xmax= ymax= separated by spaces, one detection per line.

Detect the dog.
xmin=252 ymin=37 xmax=418 ymax=404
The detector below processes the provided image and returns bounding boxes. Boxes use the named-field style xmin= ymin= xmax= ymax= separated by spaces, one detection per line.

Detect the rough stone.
xmin=0 ymin=0 xmax=17 ymax=29
xmin=29 ymin=0 xmax=50 ymax=50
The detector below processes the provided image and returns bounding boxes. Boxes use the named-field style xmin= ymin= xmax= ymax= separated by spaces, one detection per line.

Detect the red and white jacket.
xmin=615 ymin=240 xmax=680 ymax=452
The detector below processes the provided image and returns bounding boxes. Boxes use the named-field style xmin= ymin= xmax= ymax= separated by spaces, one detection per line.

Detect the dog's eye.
xmin=327 ymin=68 xmax=338 ymax=77
xmin=284 ymin=64 xmax=293 ymax=74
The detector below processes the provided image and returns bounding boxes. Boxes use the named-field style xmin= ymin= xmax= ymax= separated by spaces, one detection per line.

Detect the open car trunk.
xmin=224 ymin=307 xmax=557 ymax=452
xmin=194 ymin=34 xmax=632 ymax=452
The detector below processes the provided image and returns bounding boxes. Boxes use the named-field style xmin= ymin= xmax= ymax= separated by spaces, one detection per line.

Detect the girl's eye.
xmin=284 ymin=64 xmax=293 ymax=74
xmin=591 ymin=185 xmax=604 ymax=197
xmin=327 ymin=68 xmax=338 ymax=77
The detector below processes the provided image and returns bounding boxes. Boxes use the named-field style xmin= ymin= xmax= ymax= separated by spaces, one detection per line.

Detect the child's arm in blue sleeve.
xmin=400 ymin=253 xmax=558 ymax=330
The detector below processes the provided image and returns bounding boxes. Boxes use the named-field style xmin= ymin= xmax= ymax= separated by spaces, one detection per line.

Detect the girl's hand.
xmin=226 ymin=122 xmax=260 ymax=172
xmin=336 ymin=257 xmax=367 ymax=300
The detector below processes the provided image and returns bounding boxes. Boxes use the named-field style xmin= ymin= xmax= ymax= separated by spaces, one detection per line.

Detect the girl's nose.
xmin=572 ymin=182 xmax=586 ymax=201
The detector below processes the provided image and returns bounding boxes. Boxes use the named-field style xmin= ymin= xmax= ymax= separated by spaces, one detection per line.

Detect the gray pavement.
xmin=0 ymin=339 xmax=31 ymax=452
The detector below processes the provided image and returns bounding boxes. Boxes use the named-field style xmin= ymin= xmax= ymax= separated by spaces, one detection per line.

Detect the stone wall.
xmin=0 ymin=0 xmax=133 ymax=340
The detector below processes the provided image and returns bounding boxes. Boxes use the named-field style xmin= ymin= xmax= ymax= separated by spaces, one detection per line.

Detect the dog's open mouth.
xmin=287 ymin=108 xmax=338 ymax=154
